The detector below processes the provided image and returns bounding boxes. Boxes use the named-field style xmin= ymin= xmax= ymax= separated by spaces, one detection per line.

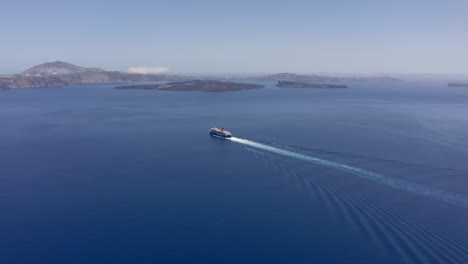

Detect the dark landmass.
xmin=250 ymin=73 xmax=401 ymax=83
xmin=0 ymin=61 xmax=190 ymax=89
xmin=277 ymin=80 xmax=347 ymax=88
xmin=115 ymin=80 xmax=264 ymax=92
xmin=448 ymin=82 xmax=468 ymax=87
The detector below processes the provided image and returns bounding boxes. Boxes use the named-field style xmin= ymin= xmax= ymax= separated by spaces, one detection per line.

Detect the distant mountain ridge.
xmin=250 ymin=73 xmax=401 ymax=83
xmin=448 ymin=82 xmax=468 ymax=87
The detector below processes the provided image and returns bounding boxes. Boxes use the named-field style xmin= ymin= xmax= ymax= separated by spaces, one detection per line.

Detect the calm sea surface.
xmin=1 ymin=80 xmax=468 ymax=263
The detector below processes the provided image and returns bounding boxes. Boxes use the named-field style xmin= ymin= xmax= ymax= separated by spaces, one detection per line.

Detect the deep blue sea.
xmin=1 ymin=80 xmax=468 ymax=263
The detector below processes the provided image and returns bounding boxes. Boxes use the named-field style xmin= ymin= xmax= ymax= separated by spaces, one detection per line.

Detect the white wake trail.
xmin=228 ymin=137 xmax=468 ymax=208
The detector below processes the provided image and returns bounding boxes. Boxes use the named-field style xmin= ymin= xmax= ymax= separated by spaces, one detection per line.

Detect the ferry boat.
xmin=209 ymin=127 xmax=232 ymax=138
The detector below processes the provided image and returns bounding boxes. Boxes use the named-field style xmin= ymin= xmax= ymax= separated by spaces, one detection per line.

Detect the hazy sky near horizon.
xmin=1 ymin=0 xmax=467 ymax=74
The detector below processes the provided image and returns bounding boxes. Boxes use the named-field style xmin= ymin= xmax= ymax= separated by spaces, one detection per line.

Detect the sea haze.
xmin=1 ymin=80 xmax=468 ymax=263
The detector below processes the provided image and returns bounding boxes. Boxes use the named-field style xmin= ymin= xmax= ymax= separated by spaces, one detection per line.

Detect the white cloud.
xmin=124 ymin=66 xmax=169 ymax=74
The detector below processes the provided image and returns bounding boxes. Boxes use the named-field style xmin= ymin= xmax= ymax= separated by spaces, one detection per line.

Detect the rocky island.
xmin=115 ymin=80 xmax=264 ymax=92
xmin=0 ymin=61 xmax=401 ymax=90
xmin=0 ymin=61 xmax=190 ymax=89
xmin=277 ymin=80 xmax=347 ymax=88
xmin=250 ymin=73 xmax=400 ymax=83
xmin=448 ymin=82 xmax=468 ymax=87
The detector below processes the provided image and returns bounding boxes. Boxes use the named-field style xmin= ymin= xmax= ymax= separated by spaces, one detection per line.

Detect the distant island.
xmin=0 ymin=61 xmax=401 ymax=90
xmin=277 ymin=80 xmax=347 ymax=88
xmin=115 ymin=80 xmax=264 ymax=92
xmin=0 ymin=61 xmax=189 ymax=89
xmin=448 ymin=82 xmax=468 ymax=87
xmin=249 ymin=73 xmax=400 ymax=83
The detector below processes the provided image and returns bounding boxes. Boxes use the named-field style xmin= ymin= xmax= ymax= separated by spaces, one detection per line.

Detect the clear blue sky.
xmin=1 ymin=0 xmax=467 ymax=74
